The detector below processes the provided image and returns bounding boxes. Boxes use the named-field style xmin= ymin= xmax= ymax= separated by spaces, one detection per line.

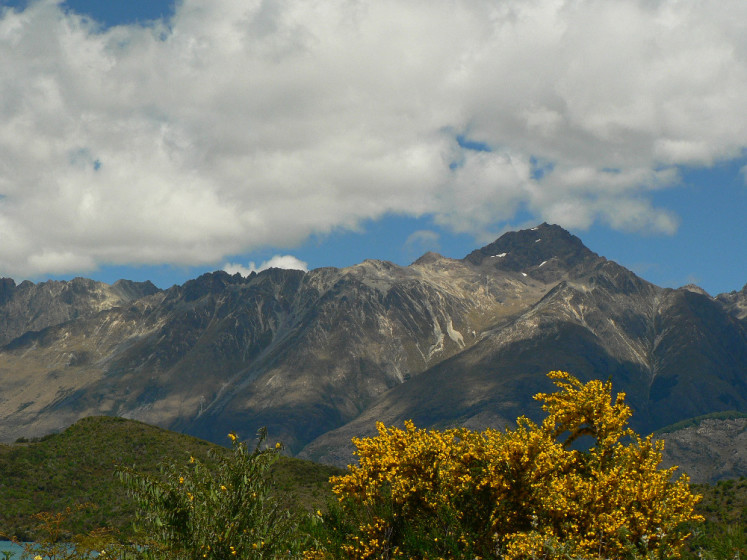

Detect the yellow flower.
xmin=179 ymin=476 xmax=184 ymax=484
xmin=275 ymin=442 xmax=282 ymax=449
xmin=221 ymin=484 xmax=227 ymax=491
xmin=228 ymin=432 xmax=237 ymax=442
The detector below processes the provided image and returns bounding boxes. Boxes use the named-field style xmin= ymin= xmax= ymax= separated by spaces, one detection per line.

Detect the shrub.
xmin=314 ymin=371 xmax=703 ymax=559
xmin=118 ymin=428 xmax=300 ymax=559
xmin=5 ymin=504 xmax=124 ymax=560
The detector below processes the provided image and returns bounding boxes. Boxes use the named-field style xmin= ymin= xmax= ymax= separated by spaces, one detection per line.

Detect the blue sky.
xmin=0 ymin=0 xmax=745 ymax=296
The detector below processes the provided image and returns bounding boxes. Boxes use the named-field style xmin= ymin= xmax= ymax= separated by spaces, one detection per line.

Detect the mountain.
xmin=0 ymin=224 xmax=745 ymax=478
xmin=0 ymin=277 xmax=159 ymax=346
xmin=299 ymin=255 xmax=747 ymax=464
xmin=717 ymin=283 xmax=747 ymax=321
xmin=0 ymin=256 xmax=547 ymax=450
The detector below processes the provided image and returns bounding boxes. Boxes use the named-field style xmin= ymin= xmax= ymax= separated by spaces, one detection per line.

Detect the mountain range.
xmin=0 ymin=223 xmax=745 ymax=479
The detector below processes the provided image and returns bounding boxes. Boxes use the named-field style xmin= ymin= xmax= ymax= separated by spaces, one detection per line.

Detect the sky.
xmin=0 ymin=0 xmax=745 ymax=296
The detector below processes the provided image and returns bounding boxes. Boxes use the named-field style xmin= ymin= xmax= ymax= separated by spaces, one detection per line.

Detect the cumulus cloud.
xmin=1 ymin=0 xmax=747 ymax=276
xmin=223 ymin=255 xmax=308 ymax=277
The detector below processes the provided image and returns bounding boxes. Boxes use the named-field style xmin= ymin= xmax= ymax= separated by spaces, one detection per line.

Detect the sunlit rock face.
xmin=0 ymin=224 xmax=745 ymax=481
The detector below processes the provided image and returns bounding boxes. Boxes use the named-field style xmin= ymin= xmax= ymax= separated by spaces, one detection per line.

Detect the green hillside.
xmin=685 ymin=478 xmax=747 ymax=559
xmin=0 ymin=416 xmax=341 ymax=541
xmin=0 ymin=415 xmax=744 ymax=559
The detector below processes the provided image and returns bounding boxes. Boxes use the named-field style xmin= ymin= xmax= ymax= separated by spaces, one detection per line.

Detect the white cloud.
xmin=406 ymin=230 xmax=440 ymax=248
xmin=405 ymin=229 xmax=441 ymax=259
xmin=1 ymin=0 xmax=747 ymax=276
xmin=223 ymin=255 xmax=308 ymax=276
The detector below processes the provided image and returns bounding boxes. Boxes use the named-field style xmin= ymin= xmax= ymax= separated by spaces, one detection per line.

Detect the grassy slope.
xmin=0 ymin=416 xmax=342 ymax=541
xmin=684 ymin=478 xmax=747 ymax=559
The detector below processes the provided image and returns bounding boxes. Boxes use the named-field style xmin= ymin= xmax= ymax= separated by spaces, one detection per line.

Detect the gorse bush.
xmin=310 ymin=371 xmax=703 ymax=559
xmin=118 ymin=428 xmax=300 ymax=559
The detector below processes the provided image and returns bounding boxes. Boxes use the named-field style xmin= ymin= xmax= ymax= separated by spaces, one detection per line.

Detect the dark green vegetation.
xmin=118 ymin=428 xmax=302 ymax=559
xmin=684 ymin=478 xmax=747 ymax=559
xmin=0 ymin=416 xmax=341 ymax=542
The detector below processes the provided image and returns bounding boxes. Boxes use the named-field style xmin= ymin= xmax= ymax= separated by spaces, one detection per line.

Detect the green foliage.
xmin=682 ymin=477 xmax=747 ymax=560
xmin=0 ymin=416 xmax=337 ymax=542
xmin=269 ymin=456 xmax=343 ymax=513
xmin=118 ymin=428 xmax=301 ymax=559
xmin=0 ymin=417 xmax=219 ymax=541
xmin=0 ymin=413 xmax=744 ymax=560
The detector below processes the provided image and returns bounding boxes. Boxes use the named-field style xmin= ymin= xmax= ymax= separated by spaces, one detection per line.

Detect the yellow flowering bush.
xmin=316 ymin=371 xmax=702 ymax=559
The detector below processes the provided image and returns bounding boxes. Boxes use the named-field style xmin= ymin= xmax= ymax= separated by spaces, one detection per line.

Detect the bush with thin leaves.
xmin=118 ymin=428 xmax=300 ymax=559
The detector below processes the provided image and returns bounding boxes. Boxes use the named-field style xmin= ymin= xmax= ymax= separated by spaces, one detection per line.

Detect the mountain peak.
xmin=463 ymin=223 xmax=599 ymax=278
xmin=411 ymin=251 xmax=446 ymax=266
xmin=681 ymin=284 xmax=710 ymax=297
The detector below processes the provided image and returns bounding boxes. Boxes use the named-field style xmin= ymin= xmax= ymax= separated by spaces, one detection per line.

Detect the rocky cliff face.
xmin=658 ymin=417 xmax=747 ymax=483
xmin=0 ymin=277 xmax=160 ymax=346
xmin=717 ymin=283 xmax=747 ymax=321
xmin=0 ymin=224 xmax=745 ymax=479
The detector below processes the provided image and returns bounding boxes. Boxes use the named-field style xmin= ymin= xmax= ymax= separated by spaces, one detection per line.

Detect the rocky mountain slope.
xmin=717 ymin=283 xmax=747 ymax=320
xmin=658 ymin=415 xmax=747 ymax=483
xmin=0 ymin=224 xmax=745 ymax=478
xmin=0 ymin=277 xmax=159 ymax=346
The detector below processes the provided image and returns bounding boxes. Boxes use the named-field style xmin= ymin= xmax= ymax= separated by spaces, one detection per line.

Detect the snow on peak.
xmin=490 ymin=252 xmax=508 ymax=258
xmin=521 ymin=272 xmax=527 ymax=277
xmin=539 ymin=260 xmax=547 ymax=267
